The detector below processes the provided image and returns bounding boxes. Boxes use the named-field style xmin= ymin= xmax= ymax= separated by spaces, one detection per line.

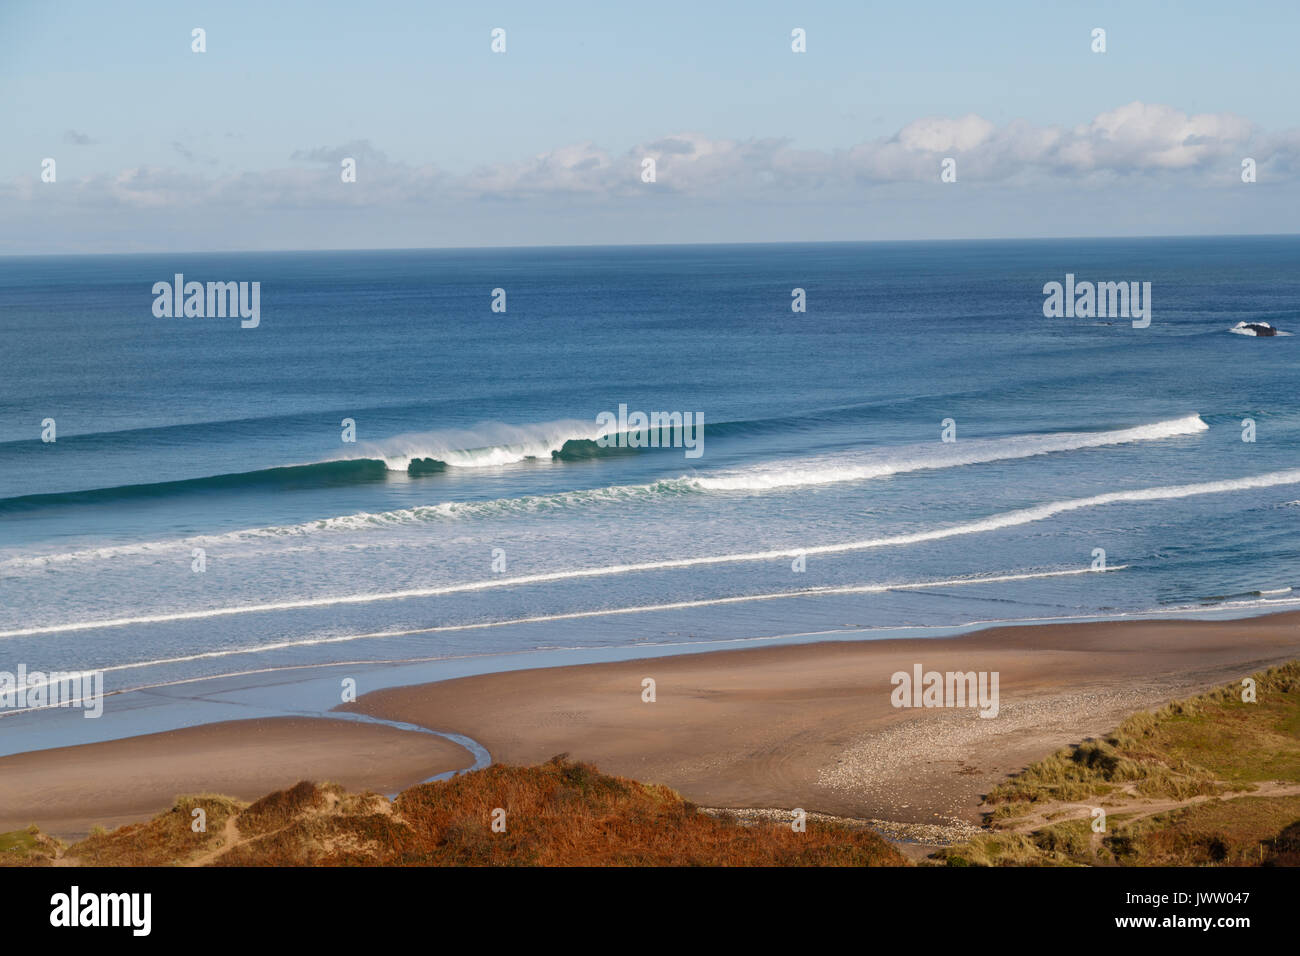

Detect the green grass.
xmin=985 ymin=661 xmax=1300 ymax=811
xmin=1100 ymin=795 xmax=1300 ymax=866
xmin=0 ymin=827 xmax=41 ymax=854
xmin=937 ymin=661 xmax=1300 ymax=867
xmin=0 ymin=826 xmax=62 ymax=866
xmin=1118 ymin=672 xmax=1300 ymax=785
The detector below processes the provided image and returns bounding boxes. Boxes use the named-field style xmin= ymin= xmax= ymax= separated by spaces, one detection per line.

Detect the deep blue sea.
xmin=2 ymin=237 xmax=1299 ymax=725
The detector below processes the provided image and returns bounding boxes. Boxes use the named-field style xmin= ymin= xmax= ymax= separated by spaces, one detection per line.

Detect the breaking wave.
xmin=691 ymin=414 xmax=1208 ymax=491
xmin=0 ymin=415 xmax=1213 ymax=570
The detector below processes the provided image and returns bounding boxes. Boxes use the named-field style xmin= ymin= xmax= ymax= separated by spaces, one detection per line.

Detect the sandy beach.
xmin=0 ymin=717 xmax=471 ymax=837
xmin=4 ymin=611 xmax=1300 ymax=840
xmin=344 ymin=612 xmax=1300 ymax=829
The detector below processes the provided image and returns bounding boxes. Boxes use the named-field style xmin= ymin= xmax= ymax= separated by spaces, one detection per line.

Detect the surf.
xmin=0 ymin=417 xmax=697 ymax=513
xmin=0 ymin=412 xmax=1209 ymax=515
xmin=692 ymin=414 xmax=1208 ymax=492
xmin=0 ymin=565 xmax=1126 ymax=693
xmin=6 ymin=465 xmax=1300 ymax=640
xmin=0 ymin=414 xmax=1213 ymax=570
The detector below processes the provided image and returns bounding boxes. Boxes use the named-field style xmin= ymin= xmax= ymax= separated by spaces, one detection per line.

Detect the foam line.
xmin=5 ymin=465 xmax=1298 ymax=639
xmin=0 ymin=566 xmax=1122 ymax=678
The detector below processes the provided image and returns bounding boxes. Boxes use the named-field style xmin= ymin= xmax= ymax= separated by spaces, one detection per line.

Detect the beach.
xmin=0 ymin=716 xmax=470 ymax=836
xmin=5 ymin=610 xmax=1298 ymax=841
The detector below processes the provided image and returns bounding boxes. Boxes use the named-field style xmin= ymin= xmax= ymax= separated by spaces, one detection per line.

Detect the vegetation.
xmin=938 ymin=661 xmax=1300 ymax=866
xmin=70 ymin=794 xmax=243 ymax=866
xmin=7 ymin=661 xmax=1297 ymax=867
xmin=1 ymin=756 xmax=906 ymax=867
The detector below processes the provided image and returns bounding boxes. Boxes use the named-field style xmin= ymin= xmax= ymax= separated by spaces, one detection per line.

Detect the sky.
xmin=2 ymin=0 xmax=1298 ymax=253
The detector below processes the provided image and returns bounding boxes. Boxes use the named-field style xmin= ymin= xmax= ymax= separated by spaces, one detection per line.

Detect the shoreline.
xmin=5 ymin=597 xmax=1297 ymax=758
xmin=3 ymin=608 xmax=1299 ymax=840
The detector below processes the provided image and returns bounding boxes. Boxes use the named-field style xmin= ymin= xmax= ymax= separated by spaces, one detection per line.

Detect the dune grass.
xmin=69 ymin=794 xmax=244 ymax=866
xmin=938 ymin=661 xmax=1300 ymax=866
xmin=220 ymin=756 xmax=907 ymax=866
xmin=3 ymin=756 xmax=907 ymax=867
xmin=0 ymin=826 xmax=61 ymax=867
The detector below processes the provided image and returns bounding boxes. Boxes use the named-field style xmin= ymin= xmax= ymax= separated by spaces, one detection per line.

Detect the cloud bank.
xmin=5 ymin=102 xmax=1297 ymax=254
xmin=9 ymin=102 xmax=1292 ymax=214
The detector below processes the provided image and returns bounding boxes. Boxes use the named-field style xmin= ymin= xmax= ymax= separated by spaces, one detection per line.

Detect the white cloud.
xmin=1053 ymin=102 xmax=1255 ymax=172
xmin=2 ymin=102 xmax=1290 ymax=217
xmin=896 ymin=114 xmax=996 ymax=153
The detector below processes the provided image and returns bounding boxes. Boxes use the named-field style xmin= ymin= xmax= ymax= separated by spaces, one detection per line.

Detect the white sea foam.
xmin=11 ymin=568 xmax=1300 ymax=705
xmin=355 ymin=419 xmax=606 ymax=471
xmin=0 ymin=415 xmax=1210 ymax=571
xmin=1230 ymin=321 xmax=1293 ymax=336
xmin=0 ymin=482 xmax=688 ymax=571
xmin=0 ymin=566 xmax=1122 ymax=685
xmin=5 ymin=464 xmax=1300 ymax=639
xmin=692 ymin=414 xmax=1208 ymax=491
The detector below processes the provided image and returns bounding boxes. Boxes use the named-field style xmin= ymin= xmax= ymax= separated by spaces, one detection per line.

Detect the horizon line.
xmin=3 ymin=231 xmax=1298 ymax=260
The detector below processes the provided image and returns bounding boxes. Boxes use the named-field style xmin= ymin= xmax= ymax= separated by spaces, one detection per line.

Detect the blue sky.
xmin=2 ymin=0 xmax=1298 ymax=253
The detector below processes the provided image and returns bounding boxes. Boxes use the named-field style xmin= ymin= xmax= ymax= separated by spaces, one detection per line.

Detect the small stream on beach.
xmin=309 ymin=709 xmax=492 ymax=788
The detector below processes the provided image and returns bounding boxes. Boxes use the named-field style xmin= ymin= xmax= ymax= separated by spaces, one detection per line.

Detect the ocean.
xmin=2 ymin=236 xmax=1299 ymax=744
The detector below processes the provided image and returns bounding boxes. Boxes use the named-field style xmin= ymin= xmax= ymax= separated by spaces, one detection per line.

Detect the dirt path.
xmin=1002 ymin=780 xmax=1300 ymax=835
xmin=183 ymin=816 xmax=243 ymax=867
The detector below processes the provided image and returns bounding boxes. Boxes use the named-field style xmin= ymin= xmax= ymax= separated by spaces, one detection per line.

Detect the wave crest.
xmin=358 ymin=419 xmax=608 ymax=471
xmin=693 ymin=414 xmax=1208 ymax=492
xmin=0 ymin=415 xmax=1212 ymax=571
